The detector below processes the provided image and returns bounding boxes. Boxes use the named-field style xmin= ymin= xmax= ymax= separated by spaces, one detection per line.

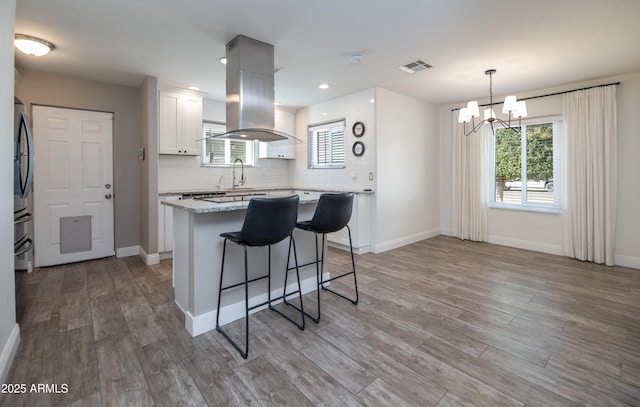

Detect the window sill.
xmin=488 ymin=203 xmax=561 ymax=214
xmin=308 ymin=165 xmax=346 ymax=170
xmin=201 ymin=164 xmax=256 ymax=168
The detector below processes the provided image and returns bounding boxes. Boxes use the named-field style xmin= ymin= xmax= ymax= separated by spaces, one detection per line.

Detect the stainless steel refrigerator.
xmin=14 ymin=98 xmax=34 ymax=271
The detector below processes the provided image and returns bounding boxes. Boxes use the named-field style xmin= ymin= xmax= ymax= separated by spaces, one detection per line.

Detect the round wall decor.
xmin=352 ymin=141 xmax=365 ymax=157
xmin=352 ymin=121 xmax=365 ymax=137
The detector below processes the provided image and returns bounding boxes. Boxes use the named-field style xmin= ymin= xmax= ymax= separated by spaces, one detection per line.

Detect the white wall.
xmin=440 ymin=72 xmax=640 ymax=268
xmin=158 ymin=98 xmax=294 ymax=192
xmin=293 ymin=88 xmax=376 ymax=191
xmin=15 ymin=70 xmax=141 ymax=252
xmin=373 ymin=87 xmax=440 ymax=252
xmin=1 ymin=0 xmax=20 ymax=384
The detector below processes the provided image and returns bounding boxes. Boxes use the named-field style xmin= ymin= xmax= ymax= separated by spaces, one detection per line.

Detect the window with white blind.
xmin=308 ymin=120 xmax=345 ymax=169
xmin=201 ymin=122 xmax=254 ymax=166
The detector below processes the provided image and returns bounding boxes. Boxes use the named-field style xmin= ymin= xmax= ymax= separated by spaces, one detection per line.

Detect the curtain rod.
xmin=451 ymin=81 xmax=620 ymax=111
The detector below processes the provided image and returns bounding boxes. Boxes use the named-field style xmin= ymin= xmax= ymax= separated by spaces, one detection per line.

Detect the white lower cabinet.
xmin=327 ymin=194 xmax=370 ymax=254
xmin=158 ymin=195 xmax=181 ymax=255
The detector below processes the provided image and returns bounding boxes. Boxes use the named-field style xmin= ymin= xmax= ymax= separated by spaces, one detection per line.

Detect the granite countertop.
xmin=159 ymin=186 xmax=374 ymax=197
xmin=161 ymin=190 xmax=320 ymax=214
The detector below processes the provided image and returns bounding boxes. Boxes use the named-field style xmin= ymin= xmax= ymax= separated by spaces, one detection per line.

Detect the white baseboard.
xmin=327 ymin=241 xmax=370 ymax=255
xmin=372 ymin=227 xmax=440 ymax=254
xmin=159 ymin=251 xmax=173 ymax=261
xmin=488 ymin=235 xmax=563 ymax=256
xmin=614 ymin=254 xmax=640 ymax=270
xmin=116 ymin=245 xmax=139 ymax=258
xmin=139 ymin=246 xmax=160 ymax=265
xmin=0 ymin=324 xmax=20 ymax=384
xmin=440 ymin=227 xmax=454 ymax=237
xmin=184 ymin=272 xmax=325 ymax=337
xmin=446 ymin=231 xmax=639 ymax=270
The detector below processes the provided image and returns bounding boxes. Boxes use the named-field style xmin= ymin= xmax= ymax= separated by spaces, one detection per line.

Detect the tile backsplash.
xmin=158 ymin=155 xmax=293 ymax=193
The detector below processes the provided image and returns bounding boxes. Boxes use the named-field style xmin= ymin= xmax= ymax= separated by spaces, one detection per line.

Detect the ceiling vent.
xmin=398 ymin=60 xmax=432 ymax=74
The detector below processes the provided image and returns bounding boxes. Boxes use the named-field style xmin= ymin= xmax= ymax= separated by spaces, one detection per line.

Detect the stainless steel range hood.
xmin=210 ymin=35 xmax=299 ymax=143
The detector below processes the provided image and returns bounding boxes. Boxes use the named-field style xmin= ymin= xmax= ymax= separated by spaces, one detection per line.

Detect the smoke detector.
xmin=350 ymin=53 xmax=364 ymax=64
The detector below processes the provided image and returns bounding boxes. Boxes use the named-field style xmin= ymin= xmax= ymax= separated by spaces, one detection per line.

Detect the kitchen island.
xmin=162 ymin=189 xmax=324 ymax=337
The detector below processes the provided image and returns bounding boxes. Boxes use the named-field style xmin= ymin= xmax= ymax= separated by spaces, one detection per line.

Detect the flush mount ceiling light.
xmin=318 ymin=83 xmax=330 ymax=89
xmin=458 ymin=69 xmax=527 ymax=136
xmin=14 ymin=34 xmax=55 ymax=56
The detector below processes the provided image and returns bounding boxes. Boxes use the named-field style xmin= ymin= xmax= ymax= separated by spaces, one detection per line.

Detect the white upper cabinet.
xmin=258 ymin=109 xmax=296 ymax=159
xmin=159 ymin=90 xmax=203 ymax=155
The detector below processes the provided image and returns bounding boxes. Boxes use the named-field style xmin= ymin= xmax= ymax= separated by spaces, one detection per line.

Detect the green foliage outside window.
xmin=494 ymin=123 xmax=554 ymax=203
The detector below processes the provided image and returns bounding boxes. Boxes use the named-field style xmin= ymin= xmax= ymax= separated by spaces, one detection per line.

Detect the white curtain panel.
xmin=452 ymin=113 xmax=489 ymax=242
xmin=563 ymin=86 xmax=617 ymax=265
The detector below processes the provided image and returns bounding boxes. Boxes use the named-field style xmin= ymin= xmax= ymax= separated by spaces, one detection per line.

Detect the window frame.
xmin=488 ymin=115 xmax=562 ymax=213
xmin=307 ymin=119 xmax=346 ymax=169
xmin=201 ymin=121 xmax=255 ymax=167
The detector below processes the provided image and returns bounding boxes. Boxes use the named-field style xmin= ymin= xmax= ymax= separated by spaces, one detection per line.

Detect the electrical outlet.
xmin=369 ymin=172 xmax=374 ymax=181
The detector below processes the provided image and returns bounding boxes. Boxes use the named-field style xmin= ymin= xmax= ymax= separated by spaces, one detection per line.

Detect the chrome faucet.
xmin=232 ymin=158 xmax=245 ymax=189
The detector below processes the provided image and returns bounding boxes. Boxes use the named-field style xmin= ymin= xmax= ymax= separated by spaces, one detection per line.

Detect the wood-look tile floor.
xmin=2 ymin=235 xmax=640 ymax=406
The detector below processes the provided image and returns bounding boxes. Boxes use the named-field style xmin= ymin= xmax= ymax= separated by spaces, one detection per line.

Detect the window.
xmin=490 ymin=117 xmax=562 ymax=210
xmin=201 ymin=122 xmax=254 ymax=166
xmin=308 ymin=120 xmax=345 ymax=169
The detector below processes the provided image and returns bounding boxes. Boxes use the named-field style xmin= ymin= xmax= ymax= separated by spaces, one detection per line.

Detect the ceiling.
xmin=14 ymin=0 xmax=640 ymax=108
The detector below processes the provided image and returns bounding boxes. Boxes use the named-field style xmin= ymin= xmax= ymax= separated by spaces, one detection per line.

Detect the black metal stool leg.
xmin=272 ymin=236 xmax=305 ymax=330
xmin=320 ymin=225 xmax=359 ymax=304
xmin=216 ymin=241 xmax=250 ymax=359
xmin=215 ymin=239 xmax=227 ymax=331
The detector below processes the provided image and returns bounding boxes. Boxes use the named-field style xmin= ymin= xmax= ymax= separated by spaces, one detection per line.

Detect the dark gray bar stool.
xmin=286 ymin=192 xmax=358 ymax=323
xmin=216 ymin=195 xmax=304 ymax=359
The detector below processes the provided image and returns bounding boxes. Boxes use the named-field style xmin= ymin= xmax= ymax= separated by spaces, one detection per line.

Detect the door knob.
xmin=105 ymin=193 xmax=112 ymax=199
xmin=105 ymin=183 xmax=111 ymax=189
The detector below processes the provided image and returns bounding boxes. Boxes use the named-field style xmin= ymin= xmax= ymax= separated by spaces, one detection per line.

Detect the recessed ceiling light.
xmin=369 ymin=98 xmax=375 ymax=103
xmin=219 ymin=57 xmax=227 ymax=65
xmin=14 ymin=34 xmax=55 ymax=57
xmin=318 ymin=83 xmax=330 ymax=89
xmin=188 ymin=86 xmax=200 ymax=91
xmin=274 ymin=101 xmax=281 ymax=106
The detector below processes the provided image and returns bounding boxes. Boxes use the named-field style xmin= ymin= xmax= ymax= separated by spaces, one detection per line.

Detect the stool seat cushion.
xmin=295 ymin=220 xmax=314 ymax=231
xmin=220 ymin=231 xmax=243 ymax=244
xmin=296 ymin=193 xmax=354 ymax=234
xmin=220 ymin=195 xmax=299 ymax=247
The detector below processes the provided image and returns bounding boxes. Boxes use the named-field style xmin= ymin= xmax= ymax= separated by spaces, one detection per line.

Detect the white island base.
xmin=169 ymin=196 xmax=324 ymax=337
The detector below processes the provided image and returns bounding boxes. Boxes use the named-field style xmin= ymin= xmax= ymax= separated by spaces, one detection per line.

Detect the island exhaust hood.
xmin=209 ymin=35 xmax=300 ymax=143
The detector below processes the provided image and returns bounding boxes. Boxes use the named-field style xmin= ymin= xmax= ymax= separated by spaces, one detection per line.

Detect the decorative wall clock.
xmin=352 ymin=141 xmax=365 ymax=157
xmin=352 ymin=121 xmax=365 ymax=137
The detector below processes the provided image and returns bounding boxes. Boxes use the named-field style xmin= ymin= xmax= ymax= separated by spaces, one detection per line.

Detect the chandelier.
xmin=458 ymin=69 xmax=527 ymax=136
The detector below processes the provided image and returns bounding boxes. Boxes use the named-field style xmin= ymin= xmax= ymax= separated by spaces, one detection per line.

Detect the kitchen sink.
xmin=193 ymin=192 xmax=267 ymax=203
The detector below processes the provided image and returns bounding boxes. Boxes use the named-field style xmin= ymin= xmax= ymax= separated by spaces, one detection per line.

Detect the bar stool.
xmin=216 ymin=195 xmax=304 ymax=359
xmin=286 ymin=192 xmax=358 ymax=323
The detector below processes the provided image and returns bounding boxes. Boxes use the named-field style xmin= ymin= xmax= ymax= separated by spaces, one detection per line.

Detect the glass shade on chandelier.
xmin=458 ymin=69 xmax=527 ymax=136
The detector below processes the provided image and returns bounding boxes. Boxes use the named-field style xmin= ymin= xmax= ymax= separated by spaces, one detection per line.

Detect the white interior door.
xmin=33 ymin=106 xmax=114 ymax=267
